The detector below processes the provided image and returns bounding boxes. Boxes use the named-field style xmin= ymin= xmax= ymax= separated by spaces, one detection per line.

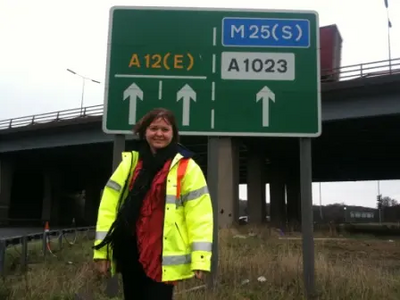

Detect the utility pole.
xmin=377 ymin=180 xmax=382 ymax=223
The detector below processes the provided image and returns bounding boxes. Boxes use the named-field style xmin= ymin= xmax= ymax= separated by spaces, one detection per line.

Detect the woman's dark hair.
xmin=133 ymin=107 xmax=179 ymax=143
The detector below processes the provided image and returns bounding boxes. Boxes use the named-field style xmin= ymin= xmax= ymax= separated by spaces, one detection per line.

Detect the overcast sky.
xmin=1 ymin=0 xmax=399 ymax=208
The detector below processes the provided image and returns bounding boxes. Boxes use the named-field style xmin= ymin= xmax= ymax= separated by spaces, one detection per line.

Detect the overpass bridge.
xmin=1 ymin=58 xmax=400 ymax=228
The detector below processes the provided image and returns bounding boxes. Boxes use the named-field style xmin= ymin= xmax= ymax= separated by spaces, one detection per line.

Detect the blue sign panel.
xmin=222 ymin=17 xmax=310 ymax=48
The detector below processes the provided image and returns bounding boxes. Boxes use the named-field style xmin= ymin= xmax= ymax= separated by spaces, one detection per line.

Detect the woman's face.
xmin=145 ymin=117 xmax=174 ymax=151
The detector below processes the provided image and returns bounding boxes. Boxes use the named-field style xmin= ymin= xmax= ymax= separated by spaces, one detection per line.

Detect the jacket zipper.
xmin=160 ymin=157 xmax=183 ymax=269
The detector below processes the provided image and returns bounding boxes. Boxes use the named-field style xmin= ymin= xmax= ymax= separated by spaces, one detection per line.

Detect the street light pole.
xmin=384 ymin=0 xmax=392 ymax=72
xmin=81 ymin=78 xmax=86 ymax=114
xmin=66 ymin=68 xmax=101 ymax=115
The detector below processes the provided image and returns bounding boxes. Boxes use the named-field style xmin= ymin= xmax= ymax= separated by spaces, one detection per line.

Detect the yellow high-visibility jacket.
xmin=93 ymin=147 xmax=213 ymax=282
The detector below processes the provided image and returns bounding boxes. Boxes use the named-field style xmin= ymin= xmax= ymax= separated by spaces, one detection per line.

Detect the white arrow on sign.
xmin=256 ymin=86 xmax=275 ymax=127
xmin=177 ymin=84 xmax=196 ymax=126
xmin=123 ymin=82 xmax=143 ymax=125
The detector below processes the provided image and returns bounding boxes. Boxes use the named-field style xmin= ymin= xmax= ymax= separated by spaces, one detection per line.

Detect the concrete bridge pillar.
xmin=246 ymin=147 xmax=266 ymax=224
xmin=216 ymin=138 xmax=240 ymax=227
xmin=0 ymin=159 xmax=14 ymax=224
xmin=286 ymin=159 xmax=301 ymax=230
xmin=41 ymin=170 xmax=62 ymax=225
xmin=84 ymin=183 xmax=103 ymax=226
xmin=269 ymin=160 xmax=286 ymax=229
xmin=42 ymin=172 xmax=52 ymax=223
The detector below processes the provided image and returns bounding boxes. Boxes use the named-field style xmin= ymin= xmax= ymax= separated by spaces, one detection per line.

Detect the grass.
xmin=2 ymin=226 xmax=400 ymax=299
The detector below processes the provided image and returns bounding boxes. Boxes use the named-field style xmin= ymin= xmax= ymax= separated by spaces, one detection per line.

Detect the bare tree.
xmin=381 ymin=196 xmax=398 ymax=207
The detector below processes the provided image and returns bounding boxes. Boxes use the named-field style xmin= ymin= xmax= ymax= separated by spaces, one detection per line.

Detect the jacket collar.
xmin=177 ymin=143 xmax=194 ymax=158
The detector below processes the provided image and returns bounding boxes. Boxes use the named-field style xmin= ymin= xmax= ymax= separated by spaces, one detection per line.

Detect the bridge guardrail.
xmin=0 ymin=57 xmax=399 ymax=131
xmin=0 ymin=104 xmax=103 ymax=131
xmin=321 ymin=57 xmax=400 ymax=81
xmin=0 ymin=226 xmax=95 ymax=278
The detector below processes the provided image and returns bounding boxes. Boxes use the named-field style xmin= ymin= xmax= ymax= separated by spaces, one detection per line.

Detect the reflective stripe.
xmin=163 ymin=254 xmax=191 ymax=266
xmin=95 ymin=231 xmax=108 ymax=240
xmin=192 ymin=241 xmax=212 ymax=252
xmin=106 ymin=180 xmax=122 ymax=192
xmin=182 ymin=186 xmax=209 ymax=203
xmin=165 ymin=186 xmax=209 ymax=207
xmin=166 ymin=195 xmax=177 ymax=205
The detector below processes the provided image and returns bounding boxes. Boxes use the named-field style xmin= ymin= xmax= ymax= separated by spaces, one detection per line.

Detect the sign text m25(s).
xmin=222 ymin=17 xmax=310 ymax=48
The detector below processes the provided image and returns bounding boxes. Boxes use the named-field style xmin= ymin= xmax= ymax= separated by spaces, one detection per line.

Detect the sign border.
xmin=102 ymin=5 xmax=321 ymax=138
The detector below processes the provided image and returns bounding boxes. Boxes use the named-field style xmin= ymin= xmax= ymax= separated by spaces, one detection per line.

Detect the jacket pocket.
xmin=175 ymin=222 xmax=188 ymax=247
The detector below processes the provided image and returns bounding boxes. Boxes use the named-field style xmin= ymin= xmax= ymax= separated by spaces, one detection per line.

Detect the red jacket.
xmin=129 ymin=159 xmax=176 ymax=284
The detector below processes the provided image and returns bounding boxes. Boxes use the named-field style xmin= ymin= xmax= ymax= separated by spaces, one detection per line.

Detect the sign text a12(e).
xmin=127 ymin=53 xmax=195 ymax=71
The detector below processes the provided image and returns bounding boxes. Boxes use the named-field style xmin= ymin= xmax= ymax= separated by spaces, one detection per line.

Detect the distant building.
xmin=346 ymin=209 xmax=378 ymax=223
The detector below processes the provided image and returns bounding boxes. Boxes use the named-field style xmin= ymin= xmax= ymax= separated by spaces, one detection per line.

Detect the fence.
xmin=1 ymin=225 xmax=207 ymax=298
xmin=0 ymin=226 xmax=95 ymax=277
xmin=0 ymin=58 xmax=399 ymax=131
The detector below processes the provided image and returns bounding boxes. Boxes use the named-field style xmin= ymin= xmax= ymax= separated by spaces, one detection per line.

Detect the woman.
xmin=93 ymin=108 xmax=213 ymax=300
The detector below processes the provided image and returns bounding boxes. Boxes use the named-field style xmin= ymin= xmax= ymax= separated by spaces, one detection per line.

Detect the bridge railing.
xmin=321 ymin=57 xmax=400 ymax=81
xmin=0 ymin=58 xmax=400 ymax=132
xmin=0 ymin=104 xmax=103 ymax=131
xmin=0 ymin=226 xmax=95 ymax=277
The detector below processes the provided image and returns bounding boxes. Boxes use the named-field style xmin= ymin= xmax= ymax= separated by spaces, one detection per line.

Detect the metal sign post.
xmin=300 ymin=137 xmax=315 ymax=297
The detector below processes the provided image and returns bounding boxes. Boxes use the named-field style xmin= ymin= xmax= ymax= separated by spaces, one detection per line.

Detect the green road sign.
xmin=102 ymin=6 xmax=321 ymax=137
